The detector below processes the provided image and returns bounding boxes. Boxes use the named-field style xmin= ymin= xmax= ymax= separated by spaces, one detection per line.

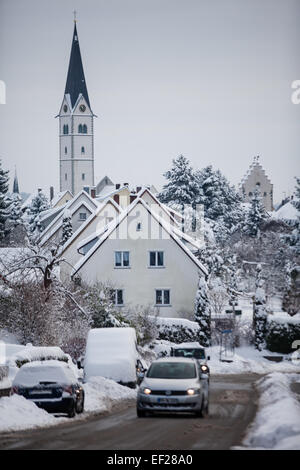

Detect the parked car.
xmin=137 ymin=357 xmax=209 ymax=417
xmin=83 ymin=327 xmax=139 ymax=388
xmin=11 ymin=360 xmax=84 ymax=418
xmin=170 ymin=342 xmax=210 ymax=377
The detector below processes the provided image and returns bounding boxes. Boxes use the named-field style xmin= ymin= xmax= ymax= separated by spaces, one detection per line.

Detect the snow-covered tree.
xmin=158 ymin=155 xmax=200 ymax=211
xmin=26 ymin=190 xmax=49 ymax=238
xmin=61 ymin=209 xmax=73 ymax=245
xmin=194 ymin=275 xmax=211 ymax=346
xmin=7 ymin=192 xmax=23 ymax=229
xmin=244 ymin=188 xmax=266 ymax=237
xmin=195 ymin=166 xmax=241 ymax=222
xmin=0 ymin=160 xmax=10 ymax=240
xmin=292 ymin=177 xmax=300 ymax=211
xmin=253 ymin=264 xmax=267 ymax=350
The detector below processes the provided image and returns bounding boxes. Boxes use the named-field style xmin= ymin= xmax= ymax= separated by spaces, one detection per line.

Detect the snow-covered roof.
xmin=39 ymin=190 xmax=99 ymax=246
xmin=50 ymin=190 xmax=73 ymax=208
xmin=59 ymin=197 xmax=121 ymax=255
xmin=272 ymin=201 xmax=299 ymax=222
xmin=39 ymin=204 xmax=66 ymax=223
xmin=71 ymin=197 xmax=208 ymax=278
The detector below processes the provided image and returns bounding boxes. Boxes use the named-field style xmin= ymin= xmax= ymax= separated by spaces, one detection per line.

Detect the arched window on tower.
xmin=83 ymin=124 xmax=87 ymax=134
xmin=78 ymin=124 xmax=83 ymax=133
xmin=64 ymin=146 xmax=67 ymax=154
xmin=81 ymin=146 xmax=85 ymax=154
xmin=63 ymin=124 xmax=69 ymax=134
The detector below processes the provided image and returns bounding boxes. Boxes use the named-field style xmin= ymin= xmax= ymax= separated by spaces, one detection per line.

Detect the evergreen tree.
xmin=292 ymin=177 xmax=300 ymax=211
xmin=158 ymin=155 xmax=199 ymax=210
xmin=194 ymin=275 xmax=211 ymax=347
xmin=253 ymin=264 xmax=267 ymax=350
xmin=195 ymin=166 xmax=242 ymax=222
xmin=61 ymin=210 xmax=73 ymax=244
xmin=244 ymin=188 xmax=266 ymax=237
xmin=26 ymin=190 xmax=50 ymax=237
xmin=0 ymin=160 xmax=10 ymax=240
xmin=7 ymin=192 xmax=23 ymax=228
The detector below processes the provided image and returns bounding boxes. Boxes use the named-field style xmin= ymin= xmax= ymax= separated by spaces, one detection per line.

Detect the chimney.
xmin=124 ymin=183 xmax=129 ymax=188
xmin=91 ymin=188 xmax=96 ymax=199
xmin=116 ymin=184 xmax=120 ymax=190
xmin=50 ymin=186 xmax=54 ymax=202
xmin=136 ymin=186 xmax=142 ymax=193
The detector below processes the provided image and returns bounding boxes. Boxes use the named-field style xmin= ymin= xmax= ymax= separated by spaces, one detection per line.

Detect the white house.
xmin=69 ymin=197 xmax=207 ymax=318
xmin=39 ymin=190 xmax=99 ymax=247
xmin=60 ymin=197 xmax=121 ymax=278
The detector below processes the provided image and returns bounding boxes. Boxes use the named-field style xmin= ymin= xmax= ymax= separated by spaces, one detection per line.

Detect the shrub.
xmin=156 ymin=317 xmax=202 ymax=344
xmin=265 ymin=317 xmax=300 ymax=353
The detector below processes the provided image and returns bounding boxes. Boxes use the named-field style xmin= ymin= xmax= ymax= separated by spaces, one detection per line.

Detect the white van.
xmin=83 ymin=328 xmax=139 ymax=388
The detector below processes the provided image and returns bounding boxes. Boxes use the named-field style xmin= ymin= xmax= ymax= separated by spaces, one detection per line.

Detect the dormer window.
xmin=63 ymin=124 xmax=69 ymax=134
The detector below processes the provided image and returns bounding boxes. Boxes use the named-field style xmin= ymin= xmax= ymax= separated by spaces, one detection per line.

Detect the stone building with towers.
xmin=239 ymin=156 xmax=273 ymax=211
xmin=57 ymin=20 xmax=95 ymax=196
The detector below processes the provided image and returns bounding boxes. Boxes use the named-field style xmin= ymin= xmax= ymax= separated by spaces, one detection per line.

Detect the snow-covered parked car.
xmin=11 ymin=360 xmax=84 ymax=418
xmin=83 ymin=327 xmax=139 ymax=388
xmin=170 ymin=342 xmax=210 ymax=377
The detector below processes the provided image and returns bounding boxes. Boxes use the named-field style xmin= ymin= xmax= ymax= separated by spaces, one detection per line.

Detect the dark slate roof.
xmin=64 ymin=23 xmax=90 ymax=109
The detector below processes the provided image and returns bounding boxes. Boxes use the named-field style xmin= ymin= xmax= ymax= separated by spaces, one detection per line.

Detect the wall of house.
xmin=74 ymin=203 xmax=202 ymax=318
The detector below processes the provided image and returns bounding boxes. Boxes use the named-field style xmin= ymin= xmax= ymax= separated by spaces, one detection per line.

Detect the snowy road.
xmin=0 ymin=374 xmax=259 ymax=450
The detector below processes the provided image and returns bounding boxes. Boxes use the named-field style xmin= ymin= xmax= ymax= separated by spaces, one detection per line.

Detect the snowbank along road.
xmin=0 ymin=374 xmax=259 ymax=450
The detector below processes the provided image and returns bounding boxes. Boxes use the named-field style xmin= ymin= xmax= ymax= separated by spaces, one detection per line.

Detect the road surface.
xmin=0 ymin=374 xmax=259 ymax=450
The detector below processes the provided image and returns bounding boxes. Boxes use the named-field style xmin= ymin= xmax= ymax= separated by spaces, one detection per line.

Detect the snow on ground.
xmin=150 ymin=340 xmax=300 ymax=375
xmin=241 ymin=372 xmax=300 ymax=450
xmin=208 ymin=346 xmax=300 ymax=375
xmin=0 ymin=376 xmax=136 ymax=433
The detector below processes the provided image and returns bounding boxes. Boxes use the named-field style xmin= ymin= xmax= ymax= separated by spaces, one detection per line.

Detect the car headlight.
xmin=143 ymin=388 xmax=151 ymax=395
xmin=187 ymin=388 xmax=201 ymax=395
xmin=201 ymin=365 xmax=208 ymax=372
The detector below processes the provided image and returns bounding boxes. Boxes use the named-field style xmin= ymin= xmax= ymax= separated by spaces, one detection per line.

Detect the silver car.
xmin=137 ymin=357 xmax=209 ymax=417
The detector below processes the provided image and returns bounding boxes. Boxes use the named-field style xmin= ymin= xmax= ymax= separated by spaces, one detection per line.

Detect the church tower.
xmin=58 ymin=20 xmax=95 ymax=195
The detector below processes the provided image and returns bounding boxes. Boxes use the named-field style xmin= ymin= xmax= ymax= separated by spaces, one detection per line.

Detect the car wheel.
xmin=68 ymin=401 xmax=76 ymax=418
xmin=75 ymin=392 xmax=84 ymax=414
xmin=137 ymin=408 xmax=146 ymax=418
xmin=194 ymin=397 xmax=205 ymax=418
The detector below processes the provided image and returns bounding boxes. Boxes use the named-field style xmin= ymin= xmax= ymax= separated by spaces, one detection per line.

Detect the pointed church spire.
xmin=13 ymin=166 xmax=19 ymax=194
xmin=64 ymin=22 xmax=90 ymax=109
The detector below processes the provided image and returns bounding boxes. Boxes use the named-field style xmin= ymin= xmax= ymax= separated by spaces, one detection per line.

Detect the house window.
xmin=79 ymin=212 xmax=87 ymax=221
xmin=137 ymin=222 xmax=142 ymax=231
xmin=115 ymin=251 xmax=130 ymax=268
xmin=81 ymin=146 xmax=85 ymax=154
xmin=155 ymin=289 xmax=170 ymax=306
xmin=112 ymin=289 xmax=124 ymax=306
xmin=82 ymin=173 xmax=85 ymax=181
xmin=149 ymin=251 xmax=164 ymax=267
xmin=63 ymin=124 xmax=69 ymax=134
xmin=264 ymin=192 xmax=267 ymax=197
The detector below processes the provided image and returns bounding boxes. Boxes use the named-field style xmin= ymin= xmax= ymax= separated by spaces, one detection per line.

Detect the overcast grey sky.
xmin=0 ymin=0 xmax=299 ymax=202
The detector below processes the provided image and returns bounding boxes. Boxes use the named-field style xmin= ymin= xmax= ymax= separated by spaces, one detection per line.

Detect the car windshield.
xmin=147 ymin=362 xmax=196 ymax=379
xmin=174 ymin=348 xmax=205 ymax=360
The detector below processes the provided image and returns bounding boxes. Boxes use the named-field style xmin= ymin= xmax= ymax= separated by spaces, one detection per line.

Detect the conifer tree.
xmin=253 ymin=264 xmax=267 ymax=350
xmin=158 ymin=155 xmax=199 ymax=210
xmin=244 ymin=188 xmax=266 ymax=237
xmin=26 ymin=190 xmax=50 ymax=237
xmin=194 ymin=275 xmax=211 ymax=347
xmin=8 ymin=193 xmax=23 ymax=229
xmin=0 ymin=160 xmax=10 ymax=240
xmin=61 ymin=210 xmax=73 ymax=244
